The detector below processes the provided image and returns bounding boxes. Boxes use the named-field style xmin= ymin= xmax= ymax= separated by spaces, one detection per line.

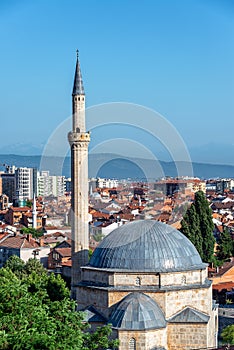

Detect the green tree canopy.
xmin=180 ymin=191 xmax=215 ymax=264
xmin=216 ymin=228 xmax=233 ymax=263
xmin=0 ymin=256 xmax=118 ymax=350
xmin=221 ymin=324 xmax=234 ymax=345
xmin=21 ymin=227 xmax=43 ymax=238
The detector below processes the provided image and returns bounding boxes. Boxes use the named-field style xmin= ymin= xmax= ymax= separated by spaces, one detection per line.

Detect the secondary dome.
xmin=89 ymin=220 xmax=206 ymax=272
xmin=109 ymin=292 xmax=166 ymax=330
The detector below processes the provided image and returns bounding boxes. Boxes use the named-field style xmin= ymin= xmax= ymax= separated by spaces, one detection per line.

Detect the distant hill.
xmin=0 ymin=154 xmax=234 ymax=180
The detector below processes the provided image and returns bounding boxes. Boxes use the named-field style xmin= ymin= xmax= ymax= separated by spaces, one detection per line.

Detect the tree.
xmin=216 ymin=228 xmax=233 ymax=262
xmin=26 ymin=199 xmax=32 ymax=208
xmin=21 ymin=227 xmax=43 ymax=238
xmin=24 ymin=258 xmax=46 ymax=276
xmin=0 ymin=257 xmax=118 ymax=350
xmin=4 ymin=255 xmax=25 ymax=277
xmin=180 ymin=204 xmax=203 ymax=257
xmin=221 ymin=324 xmax=234 ymax=345
xmin=180 ymin=191 xmax=215 ymax=263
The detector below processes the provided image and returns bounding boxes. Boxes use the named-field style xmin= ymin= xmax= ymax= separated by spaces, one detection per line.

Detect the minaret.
xmin=68 ymin=51 xmax=90 ymax=297
xmin=32 ymin=193 xmax=37 ymax=229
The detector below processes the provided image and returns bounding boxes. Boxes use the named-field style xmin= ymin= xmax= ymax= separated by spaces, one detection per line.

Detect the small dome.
xmin=89 ymin=220 xmax=206 ymax=272
xmin=109 ymin=292 xmax=166 ymax=330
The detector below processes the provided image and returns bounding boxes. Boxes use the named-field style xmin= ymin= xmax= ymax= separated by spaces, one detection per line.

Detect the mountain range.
xmin=0 ymin=154 xmax=234 ymax=180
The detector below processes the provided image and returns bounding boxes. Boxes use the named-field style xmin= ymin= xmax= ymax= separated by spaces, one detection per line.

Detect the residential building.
xmin=154 ymin=178 xmax=206 ymax=196
xmin=1 ymin=173 xmax=15 ymax=202
xmin=96 ymin=178 xmax=119 ymax=189
xmin=48 ymin=240 xmax=71 ymax=269
xmin=37 ymin=171 xmax=65 ymax=197
xmin=0 ymin=194 xmax=9 ymax=210
xmin=0 ymin=233 xmax=50 ymax=267
xmin=15 ymin=167 xmax=37 ymax=204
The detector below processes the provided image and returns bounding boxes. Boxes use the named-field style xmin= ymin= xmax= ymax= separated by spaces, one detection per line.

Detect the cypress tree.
xmin=180 ymin=191 xmax=215 ymax=264
xmin=181 ymin=204 xmax=203 ymax=258
xmin=217 ymin=228 xmax=233 ymax=262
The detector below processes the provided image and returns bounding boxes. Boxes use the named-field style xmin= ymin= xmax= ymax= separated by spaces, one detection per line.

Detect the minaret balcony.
xmin=68 ymin=131 xmax=90 ymax=145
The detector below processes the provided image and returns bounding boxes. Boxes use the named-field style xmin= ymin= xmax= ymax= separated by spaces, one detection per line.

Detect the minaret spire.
xmin=68 ymin=51 xmax=90 ymax=298
xmin=32 ymin=193 xmax=37 ymax=229
xmin=72 ymin=50 xmax=85 ymax=133
xmin=72 ymin=49 xmax=85 ymax=96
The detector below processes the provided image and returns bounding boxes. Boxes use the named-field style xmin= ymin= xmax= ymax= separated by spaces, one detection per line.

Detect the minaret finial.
xmin=76 ymin=49 xmax=79 ymax=60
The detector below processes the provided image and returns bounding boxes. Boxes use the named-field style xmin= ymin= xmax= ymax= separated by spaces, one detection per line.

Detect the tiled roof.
xmin=54 ymin=247 xmax=71 ymax=257
xmin=169 ymin=307 xmax=210 ymax=323
xmin=10 ymin=206 xmax=30 ymax=212
xmin=83 ymin=305 xmax=107 ymax=323
xmin=62 ymin=259 xmax=72 ymax=267
xmin=109 ymin=292 xmax=166 ymax=330
xmin=89 ymin=220 xmax=206 ymax=272
xmin=213 ymin=260 xmax=234 ymax=277
xmin=0 ymin=235 xmax=39 ymax=249
xmin=212 ymin=281 xmax=234 ymax=292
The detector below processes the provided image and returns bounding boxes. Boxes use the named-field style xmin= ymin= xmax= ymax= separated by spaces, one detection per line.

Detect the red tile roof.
xmin=54 ymin=247 xmax=71 ymax=257
xmin=0 ymin=235 xmax=39 ymax=249
xmin=62 ymin=260 xmax=72 ymax=267
xmin=10 ymin=207 xmax=30 ymax=212
xmin=212 ymin=281 xmax=234 ymax=292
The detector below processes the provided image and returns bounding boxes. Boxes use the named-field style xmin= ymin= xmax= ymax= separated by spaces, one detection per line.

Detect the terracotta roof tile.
xmin=0 ymin=235 xmax=39 ymax=249
xmin=54 ymin=247 xmax=71 ymax=257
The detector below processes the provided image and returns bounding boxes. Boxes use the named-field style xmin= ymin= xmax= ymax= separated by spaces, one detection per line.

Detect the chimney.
xmin=26 ymin=234 xmax=32 ymax=243
xmin=39 ymin=237 xmax=44 ymax=247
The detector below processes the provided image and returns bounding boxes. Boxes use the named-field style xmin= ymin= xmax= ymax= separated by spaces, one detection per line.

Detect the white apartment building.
xmin=37 ymin=171 xmax=65 ymax=197
xmin=96 ymin=177 xmax=119 ymax=189
xmin=15 ymin=167 xmax=34 ymax=202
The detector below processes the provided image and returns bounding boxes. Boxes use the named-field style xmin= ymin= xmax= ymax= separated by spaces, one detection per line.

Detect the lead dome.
xmin=89 ymin=220 xmax=206 ymax=272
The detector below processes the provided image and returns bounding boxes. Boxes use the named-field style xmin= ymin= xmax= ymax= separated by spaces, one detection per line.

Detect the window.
xmin=135 ymin=277 xmax=141 ymax=286
xmin=181 ymin=275 xmax=186 ymax=285
xmin=129 ymin=338 xmax=136 ymax=350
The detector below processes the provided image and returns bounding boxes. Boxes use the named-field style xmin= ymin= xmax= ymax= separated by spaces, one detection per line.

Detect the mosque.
xmin=68 ymin=52 xmax=218 ymax=350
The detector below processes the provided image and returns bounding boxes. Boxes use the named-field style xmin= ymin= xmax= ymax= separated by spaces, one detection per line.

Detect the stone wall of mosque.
xmin=163 ymin=285 xmax=212 ymax=317
xmin=118 ymin=328 xmax=166 ymax=350
xmin=81 ymin=267 xmax=207 ymax=289
xmin=160 ymin=268 xmax=207 ymax=287
xmin=78 ymin=267 xmax=212 ymax=320
xmin=167 ymin=323 xmax=208 ymax=350
xmin=113 ymin=272 xmax=160 ymax=286
xmin=76 ymin=286 xmax=109 ymax=317
xmin=81 ymin=267 xmax=113 ymax=286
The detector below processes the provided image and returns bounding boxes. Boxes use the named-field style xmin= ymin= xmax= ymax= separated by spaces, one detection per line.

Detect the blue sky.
xmin=0 ymin=0 xmax=234 ymax=163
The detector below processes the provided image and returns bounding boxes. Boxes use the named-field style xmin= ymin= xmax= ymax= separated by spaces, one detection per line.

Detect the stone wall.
xmin=164 ymin=286 xmax=212 ymax=317
xmin=77 ymin=286 xmax=109 ymax=317
xmin=167 ymin=323 xmax=207 ymax=350
xmin=160 ymin=268 xmax=207 ymax=287
xmin=81 ymin=267 xmax=207 ymax=289
xmin=118 ymin=328 xmax=166 ymax=350
xmin=113 ymin=272 xmax=160 ymax=287
xmin=81 ymin=268 xmax=112 ymax=286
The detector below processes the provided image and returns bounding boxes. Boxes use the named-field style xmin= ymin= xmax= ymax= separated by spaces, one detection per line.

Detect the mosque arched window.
xmin=129 ymin=337 xmax=136 ymax=350
xmin=135 ymin=277 xmax=141 ymax=286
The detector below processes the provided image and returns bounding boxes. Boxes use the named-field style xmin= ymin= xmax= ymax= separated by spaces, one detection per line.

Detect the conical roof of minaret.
xmin=72 ymin=50 xmax=85 ymax=95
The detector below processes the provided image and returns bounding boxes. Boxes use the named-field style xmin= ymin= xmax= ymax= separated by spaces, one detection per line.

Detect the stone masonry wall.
xmin=81 ymin=268 xmax=112 ymax=286
xmin=164 ymin=286 xmax=212 ymax=318
xmin=118 ymin=328 xmax=166 ymax=350
xmin=113 ymin=272 xmax=160 ymax=286
xmin=167 ymin=323 xmax=207 ymax=350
